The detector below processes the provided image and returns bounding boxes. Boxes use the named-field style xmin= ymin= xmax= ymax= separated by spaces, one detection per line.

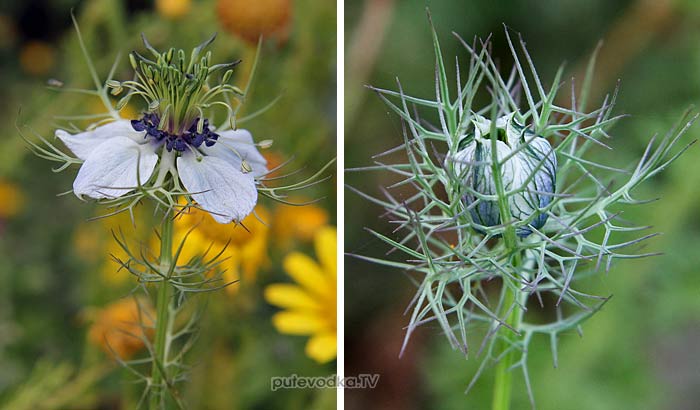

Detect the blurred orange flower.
xmin=0 ymin=181 xmax=23 ymax=219
xmin=156 ymin=0 xmax=191 ymax=19
xmin=265 ymin=226 xmax=336 ymax=363
xmin=87 ymin=297 xmax=154 ymax=359
xmin=263 ymin=151 xmax=285 ymax=178
xmin=19 ymin=40 xmax=55 ymax=76
xmin=216 ymin=0 xmax=292 ymax=45
xmin=173 ymin=204 xmax=271 ymax=294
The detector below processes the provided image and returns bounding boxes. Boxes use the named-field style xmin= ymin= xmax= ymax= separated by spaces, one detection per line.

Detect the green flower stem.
xmin=150 ymin=214 xmax=174 ymax=410
xmin=491 ymin=272 xmax=526 ymax=410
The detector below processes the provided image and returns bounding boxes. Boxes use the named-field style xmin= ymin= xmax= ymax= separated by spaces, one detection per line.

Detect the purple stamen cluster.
xmin=131 ymin=114 xmax=219 ymax=152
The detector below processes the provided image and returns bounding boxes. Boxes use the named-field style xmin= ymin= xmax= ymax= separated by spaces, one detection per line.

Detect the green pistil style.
xmin=109 ymin=34 xmax=243 ymax=137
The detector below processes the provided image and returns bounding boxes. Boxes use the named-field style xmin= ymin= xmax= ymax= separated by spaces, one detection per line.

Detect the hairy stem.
xmin=150 ymin=214 xmax=174 ymax=410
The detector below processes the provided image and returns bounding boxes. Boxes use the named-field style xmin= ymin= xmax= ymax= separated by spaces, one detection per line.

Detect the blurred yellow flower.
xmin=156 ymin=0 xmax=191 ymax=19
xmin=216 ymin=0 xmax=292 ymax=46
xmin=265 ymin=226 xmax=336 ymax=363
xmin=116 ymin=103 xmax=140 ymax=120
xmin=19 ymin=40 xmax=55 ymax=76
xmin=87 ymin=297 xmax=154 ymax=359
xmin=73 ymin=210 xmax=144 ymax=285
xmin=173 ymin=204 xmax=271 ymax=294
xmin=0 ymin=181 xmax=23 ymax=218
xmin=273 ymin=200 xmax=329 ymax=248
xmin=87 ymin=96 xmax=140 ymax=121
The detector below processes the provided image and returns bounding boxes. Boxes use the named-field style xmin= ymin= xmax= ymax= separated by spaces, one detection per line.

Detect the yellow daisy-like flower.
xmin=86 ymin=297 xmax=154 ymax=359
xmin=172 ymin=204 xmax=270 ymax=294
xmin=265 ymin=226 xmax=336 ymax=363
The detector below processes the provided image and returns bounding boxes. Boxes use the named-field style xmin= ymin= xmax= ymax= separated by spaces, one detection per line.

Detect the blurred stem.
xmin=103 ymin=0 xmax=127 ymax=46
xmin=345 ymin=0 xmax=396 ymax=133
xmin=150 ymin=214 xmax=174 ymax=410
xmin=561 ymin=0 xmax=674 ymax=106
xmin=43 ymin=362 xmax=113 ymax=409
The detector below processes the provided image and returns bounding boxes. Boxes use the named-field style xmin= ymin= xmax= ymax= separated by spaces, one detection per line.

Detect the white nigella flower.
xmin=450 ymin=113 xmax=557 ymax=237
xmin=56 ymin=119 xmax=267 ymax=223
xmin=53 ymin=34 xmax=269 ymax=224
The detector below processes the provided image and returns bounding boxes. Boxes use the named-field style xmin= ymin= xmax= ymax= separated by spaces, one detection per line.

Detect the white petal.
xmin=495 ymin=112 xmax=515 ymax=130
xmin=177 ymin=152 xmax=257 ymax=223
xmin=500 ymin=113 xmax=523 ymax=146
xmin=56 ymin=120 xmax=146 ymax=160
xmin=453 ymin=139 xmax=513 ymax=181
xmin=73 ymin=136 xmax=158 ymax=199
xmin=201 ymin=129 xmax=268 ymax=177
xmin=472 ymin=114 xmax=492 ymax=140
xmin=451 ymin=143 xmax=477 ymax=177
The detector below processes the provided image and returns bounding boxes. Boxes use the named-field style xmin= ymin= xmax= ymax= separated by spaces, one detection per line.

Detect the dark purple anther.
xmin=188 ymin=119 xmax=199 ymax=133
xmin=173 ymin=139 xmax=187 ymax=152
xmin=205 ymin=133 xmax=219 ymax=147
xmin=134 ymin=114 xmax=218 ymax=152
xmin=192 ymin=133 xmax=205 ymax=147
xmin=131 ymin=119 xmax=147 ymax=132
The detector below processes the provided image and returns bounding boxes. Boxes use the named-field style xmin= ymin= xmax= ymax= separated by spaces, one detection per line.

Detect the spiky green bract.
xmin=349 ymin=21 xmax=696 ymax=407
xmin=110 ymin=210 xmax=226 ymax=409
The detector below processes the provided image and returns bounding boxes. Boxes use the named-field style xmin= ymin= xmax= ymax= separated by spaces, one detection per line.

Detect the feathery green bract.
xmin=349 ymin=20 xmax=696 ymax=405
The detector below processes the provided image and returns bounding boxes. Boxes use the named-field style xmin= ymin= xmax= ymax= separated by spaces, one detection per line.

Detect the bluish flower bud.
xmin=450 ymin=114 xmax=557 ymax=237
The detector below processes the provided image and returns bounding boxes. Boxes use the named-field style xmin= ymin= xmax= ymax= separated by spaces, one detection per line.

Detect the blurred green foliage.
xmin=0 ymin=0 xmax=336 ymax=408
xmin=346 ymin=0 xmax=700 ymax=409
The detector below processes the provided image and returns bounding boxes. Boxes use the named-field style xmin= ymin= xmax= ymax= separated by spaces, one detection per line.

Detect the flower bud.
xmin=450 ymin=114 xmax=557 ymax=237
